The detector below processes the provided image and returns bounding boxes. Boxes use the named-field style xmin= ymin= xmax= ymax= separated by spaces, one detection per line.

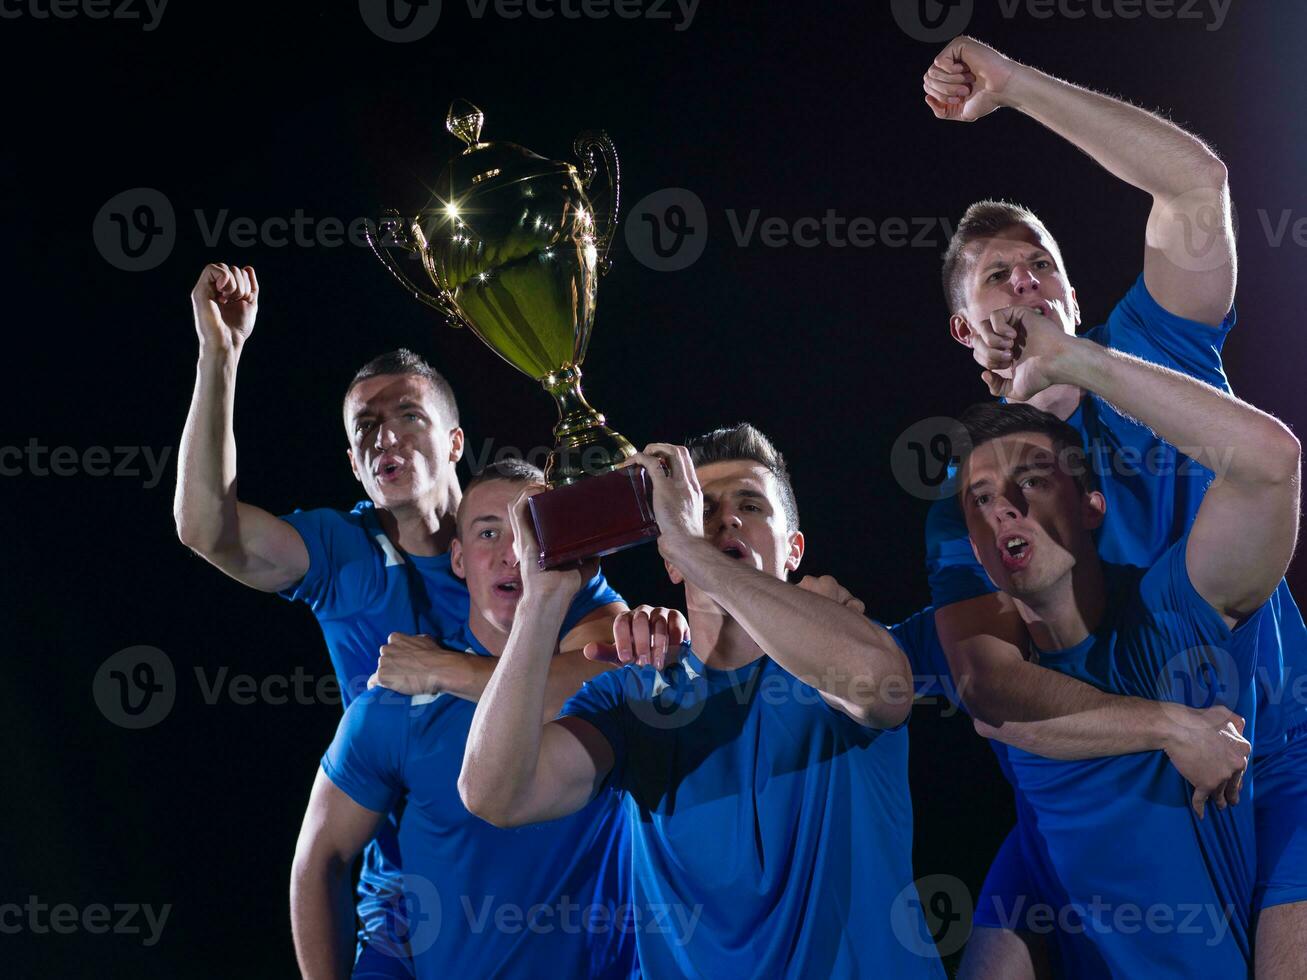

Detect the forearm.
xmin=174 ymin=346 xmax=242 ymax=551
xmin=975 ymin=694 xmax=1169 ymax=760
xmin=1056 ymin=341 xmax=1298 ymax=485
xmin=669 ymin=539 xmax=912 ymax=724
xmin=435 ymin=649 xmax=609 ymax=720
xmin=289 ymin=858 xmax=355 ymax=980
xmin=1004 ymin=63 xmax=1225 ymax=199
xmin=460 ymin=595 xmax=570 ymax=820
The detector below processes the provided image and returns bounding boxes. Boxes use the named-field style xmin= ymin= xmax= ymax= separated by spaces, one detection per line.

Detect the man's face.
xmin=960 ymin=432 xmax=1104 ymax=599
xmin=344 ymin=374 xmax=462 ymax=510
xmin=669 ymin=459 xmax=802 ymax=585
xmin=450 ymin=479 xmax=525 ymax=636
xmin=953 ymin=223 xmax=1081 ymax=342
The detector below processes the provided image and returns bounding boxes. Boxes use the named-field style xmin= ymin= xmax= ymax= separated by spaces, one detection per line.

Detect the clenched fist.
xmin=192 ymin=263 xmax=259 ymax=353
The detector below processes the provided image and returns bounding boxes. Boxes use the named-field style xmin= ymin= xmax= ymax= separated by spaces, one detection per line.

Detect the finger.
xmin=631 ymin=607 xmax=653 ymax=667
xmin=673 ymin=446 xmax=699 ymax=492
xmin=922 ymin=75 xmax=968 ymax=103
xmin=613 ymin=614 xmax=634 ymax=665
xmin=367 ymin=672 xmax=380 ymax=689
xmin=644 ymin=444 xmax=683 ymax=478
xmin=1223 ymin=773 xmax=1241 ymax=809
xmin=508 ymin=489 xmax=541 ymax=559
xmin=981 ymin=370 xmax=1008 ymax=398
xmin=1232 ymin=713 xmax=1246 ymax=735
xmin=583 ymin=641 xmax=621 ymax=664
xmin=623 ymin=451 xmax=671 ymax=482
xmin=651 ymin=610 xmax=669 ymax=671
xmin=848 ymin=598 xmax=866 ymax=615
xmin=924 ymin=95 xmax=950 ymax=118
xmin=667 ymin=609 xmax=689 ymax=648
xmin=245 ymin=265 xmax=259 ymax=302
xmin=1191 ymin=787 xmax=1208 ymax=820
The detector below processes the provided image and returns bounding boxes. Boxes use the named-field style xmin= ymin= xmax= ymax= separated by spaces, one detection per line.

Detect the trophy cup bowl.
xmin=366 ymin=100 xmax=659 ymax=568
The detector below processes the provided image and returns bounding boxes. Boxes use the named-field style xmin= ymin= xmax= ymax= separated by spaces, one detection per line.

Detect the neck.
xmin=1023 ymin=383 xmax=1083 ymax=421
xmin=685 ymin=593 xmax=765 ymax=671
xmin=468 ymin=605 xmax=508 ymax=657
xmin=376 ymin=481 xmax=462 ymax=557
xmin=1012 ymin=554 xmax=1106 ymax=652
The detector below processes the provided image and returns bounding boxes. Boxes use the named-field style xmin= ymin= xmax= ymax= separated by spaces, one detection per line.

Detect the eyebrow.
xmin=352 ymin=399 xmax=426 ymax=426
xmin=965 ymin=457 xmax=1056 ymax=495
xmin=979 ymin=249 xmax=1051 ymax=277
xmin=470 ymin=515 xmax=503 ymax=526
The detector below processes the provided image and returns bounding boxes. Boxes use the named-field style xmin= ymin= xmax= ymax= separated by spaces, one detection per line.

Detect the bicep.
xmin=514 ymin=717 xmax=615 ymax=824
xmin=1143 ymin=179 xmax=1235 ymax=327
xmin=559 ymin=602 xmax=626 ymax=655
xmin=294 ymin=768 xmax=386 ymax=868
xmin=203 ymin=502 xmax=310 ymax=593
xmin=1187 ymin=479 xmax=1300 ymax=624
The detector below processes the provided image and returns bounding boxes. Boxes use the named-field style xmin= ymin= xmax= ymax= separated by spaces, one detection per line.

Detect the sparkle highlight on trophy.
xmin=366 ymin=100 xmax=659 ymax=568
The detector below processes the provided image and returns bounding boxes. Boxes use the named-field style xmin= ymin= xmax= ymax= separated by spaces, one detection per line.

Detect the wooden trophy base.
xmin=527 ymin=466 xmax=660 ymax=569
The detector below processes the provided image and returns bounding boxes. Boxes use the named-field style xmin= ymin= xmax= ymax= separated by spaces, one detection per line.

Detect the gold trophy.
xmin=366 ymin=100 xmax=658 ymax=568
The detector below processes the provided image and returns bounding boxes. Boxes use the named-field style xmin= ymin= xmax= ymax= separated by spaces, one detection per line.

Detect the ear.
xmin=784 ymin=530 xmax=805 ymax=574
xmin=1082 ymin=489 xmax=1107 ymax=530
xmin=449 ymin=426 xmax=465 ymax=463
xmin=949 ymin=313 xmax=975 ymax=348
xmin=1068 ymin=286 xmax=1081 ymax=329
xmin=664 ymin=558 xmax=685 ymax=586
xmin=347 ymin=448 xmax=362 ymax=484
xmin=450 ymin=538 xmax=467 ymax=580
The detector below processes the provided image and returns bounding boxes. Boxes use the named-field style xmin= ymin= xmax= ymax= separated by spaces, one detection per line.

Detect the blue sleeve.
xmin=561 ymin=570 xmax=625 ymax=636
xmin=558 ymin=668 xmax=630 ymax=792
xmin=925 ymin=494 xmax=997 ymax=608
xmin=278 ymin=507 xmax=359 ymax=618
xmin=1088 ymin=274 xmax=1235 ymax=392
xmin=320 ymin=689 xmax=410 ymax=814
xmin=1135 ymin=533 xmax=1263 ymax=711
xmin=889 ymin=608 xmax=951 ymax=701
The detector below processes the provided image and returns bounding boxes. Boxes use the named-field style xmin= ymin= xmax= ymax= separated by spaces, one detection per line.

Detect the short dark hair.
xmin=958 ymin=402 xmax=1092 ymax=494
xmin=455 ymin=457 xmax=545 ymax=539
xmin=941 ymin=200 xmax=1067 ymax=316
xmin=686 ymin=423 xmax=799 ymax=532
xmin=344 ymin=349 xmax=459 ymax=426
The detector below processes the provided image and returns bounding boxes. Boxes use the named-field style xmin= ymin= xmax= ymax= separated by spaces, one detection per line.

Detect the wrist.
xmin=1044 ymin=333 xmax=1101 ymax=388
xmin=658 ymin=530 xmax=706 ymax=568
xmin=1155 ymin=702 xmax=1186 ymax=755
xmin=198 ymin=340 xmax=242 ymax=368
xmin=998 ymin=61 xmax=1043 ymax=112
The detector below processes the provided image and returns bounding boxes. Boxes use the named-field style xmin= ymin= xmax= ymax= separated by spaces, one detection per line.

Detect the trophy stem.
xmin=541 ymin=365 xmax=635 ymax=487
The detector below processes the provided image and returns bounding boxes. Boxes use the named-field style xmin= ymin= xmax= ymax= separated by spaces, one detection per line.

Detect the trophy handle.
xmin=365 ymin=210 xmax=468 ymax=330
xmin=573 ymin=131 xmax=620 ymax=274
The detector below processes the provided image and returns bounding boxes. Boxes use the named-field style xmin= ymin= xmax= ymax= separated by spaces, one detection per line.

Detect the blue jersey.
xmin=990 ymin=537 xmax=1261 ymax=976
xmin=559 ymin=634 xmax=947 ymax=978
xmin=280 ymin=500 xmax=623 ymax=956
xmin=926 ymin=275 xmax=1307 ymax=754
xmin=322 ymin=644 xmax=636 ymax=978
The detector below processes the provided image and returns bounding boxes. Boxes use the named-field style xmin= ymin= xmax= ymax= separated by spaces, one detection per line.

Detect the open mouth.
xmin=720 ymin=541 xmax=748 ymax=561
xmin=493 ymin=577 xmax=522 ymax=597
xmin=374 ymin=455 xmax=407 ymax=481
xmin=999 ymin=534 xmax=1033 ymax=571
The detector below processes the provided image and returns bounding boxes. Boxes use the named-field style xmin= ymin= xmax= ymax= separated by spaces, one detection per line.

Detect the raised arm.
xmin=990 ymin=302 xmax=1301 ymax=626
xmin=923 ymin=36 xmax=1234 ymax=325
xmin=458 ymin=494 xmax=617 ymax=828
xmin=174 ymin=264 xmax=309 ymax=593
xmin=290 ymin=768 xmax=385 ymax=980
xmin=631 ymin=445 xmax=913 ymax=728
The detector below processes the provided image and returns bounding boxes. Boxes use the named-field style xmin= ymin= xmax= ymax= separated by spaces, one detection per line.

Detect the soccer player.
xmin=290 ymin=459 xmax=687 ymax=978
xmin=951 ymin=300 xmax=1299 ymax=974
xmin=920 ymin=37 xmax=1307 ymax=975
xmin=174 ymin=264 xmax=629 ymax=974
xmin=457 ymin=424 xmax=948 ymax=978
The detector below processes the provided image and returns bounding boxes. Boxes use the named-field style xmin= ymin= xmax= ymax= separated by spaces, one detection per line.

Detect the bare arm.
xmin=290 ymin=769 xmax=386 ymax=979
xmin=459 ymin=590 xmax=615 ymax=827
xmin=173 ymin=264 xmax=309 ymax=593
xmin=924 ymin=36 xmax=1234 ymax=325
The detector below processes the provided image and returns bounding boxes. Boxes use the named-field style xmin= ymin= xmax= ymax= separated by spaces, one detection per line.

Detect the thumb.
xmin=982 ymin=370 xmax=1010 ymax=398
xmin=584 ymin=641 xmax=620 ymax=664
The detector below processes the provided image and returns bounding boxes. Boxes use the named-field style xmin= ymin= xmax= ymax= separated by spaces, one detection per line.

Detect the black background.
xmin=4 ymin=1 xmax=1305 ymax=976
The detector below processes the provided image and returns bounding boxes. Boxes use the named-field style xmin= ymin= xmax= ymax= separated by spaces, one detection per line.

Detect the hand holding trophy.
xmin=366 ymin=100 xmax=659 ymax=568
